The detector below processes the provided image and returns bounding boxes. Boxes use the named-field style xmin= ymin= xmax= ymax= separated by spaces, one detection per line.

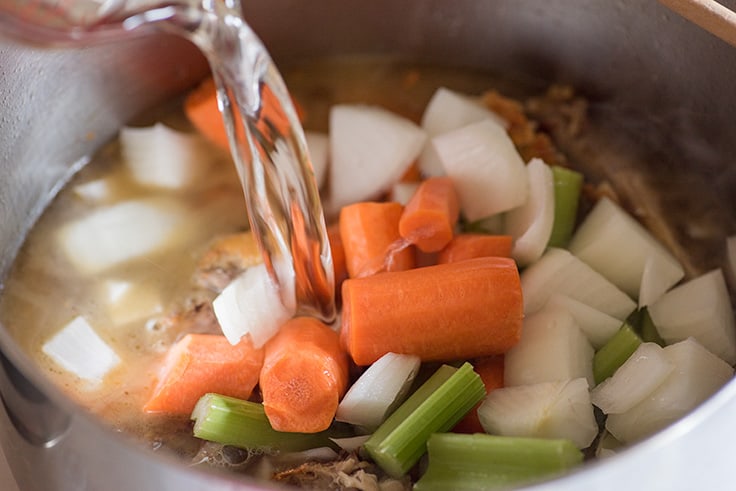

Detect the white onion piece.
xmin=568 ymin=197 xmax=684 ymax=299
xmin=478 ymin=378 xmax=598 ymax=449
xmin=73 ymin=178 xmax=115 ymax=203
xmin=545 ymin=294 xmax=622 ymax=349
xmin=504 ymin=304 xmax=594 ymax=387
xmin=505 ymin=158 xmax=555 ymax=266
xmin=329 ymin=104 xmax=426 ymax=209
xmin=591 ymin=343 xmax=674 ymax=414
xmin=212 ymin=264 xmax=295 ymax=347
xmin=521 ymin=248 xmax=637 ymax=320
xmin=335 ymin=352 xmax=420 ymax=430
xmin=432 ymin=119 xmax=528 ymax=221
xmin=606 ymin=338 xmax=733 ymax=444
xmin=120 ymin=123 xmax=214 ymax=189
xmin=648 ymin=268 xmax=736 ymax=364
xmin=270 ymin=447 xmax=339 ymax=467
xmin=57 ymin=198 xmax=186 ymax=275
xmin=329 ymin=434 xmax=372 ymax=452
xmin=638 ymin=254 xmax=679 ymax=308
xmin=418 ymin=87 xmax=506 ymax=177
xmin=390 ymin=181 xmax=420 ymax=206
xmin=42 ymin=316 xmax=121 ymax=384
xmin=102 ymin=280 xmax=162 ymax=326
xmin=305 ymin=131 xmax=329 ymax=188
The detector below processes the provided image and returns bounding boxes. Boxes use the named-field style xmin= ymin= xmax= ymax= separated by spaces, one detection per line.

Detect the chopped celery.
xmin=626 ymin=307 xmax=664 ymax=346
xmin=191 ymin=393 xmax=333 ymax=453
xmin=364 ymin=362 xmax=485 ymax=478
xmin=593 ymin=323 xmax=642 ymax=384
xmin=414 ymin=433 xmax=583 ymax=491
xmin=547 ymin=166 xmax=583 ymax=248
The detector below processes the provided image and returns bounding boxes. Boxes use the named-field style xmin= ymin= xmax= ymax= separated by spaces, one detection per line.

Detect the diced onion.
xmin=305 ymin=131 xmax=329 ymax=188
xmin=212 ymin=263 xmax=295 ymax=347
xmin=648 ymin=268 xmax=736 ymax=364
xmin=329 ymin=434 xmax=372 ymax=452
xmin=335 ymin=352 xmax=421 ymax=431
xmin=432 ymin=119 xmax=528 ymax=221
xmin=477 ymin=378 xmax=598 ymax=449
xmin=590 ymin=342 xmax=674 ymax=414
xmin=329 ymin=104 xmax=426 ymax=210
xmin=521 ymin=248 xmax=637 ymax=320
xmin=102 ymin=280 xmax=162 ymax=326
xmin=57 ymin=198 xmax=186 ymax=275
xmin=606 ymin=338 xmax=734 ymax=443
xmin=545 ymin=294 xmax=622 ymax=349
xmin=418 ymin=87 xmax=506 ymax=177
xmin=505 ymin=158 xmax=555 ymax=267
xmin=120 ymin=123 xmax=215 ymax=189
xmin=504 ymin=304 xmax=594 ymax=387
xmin=390 ymin=181 xmax=420 ymax=206
xmin=568 ymin=197 xmax=684 ymax=299
xmin=73 ymin=178 xmax=115 ymax=203
xmin=42 ymin=316 xmax=121 ymax=384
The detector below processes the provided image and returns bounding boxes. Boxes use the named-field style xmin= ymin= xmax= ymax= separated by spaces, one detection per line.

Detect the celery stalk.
xmin=593 ymin=323 xmax=642 ymax=384
xmin=191 ymin=393 xmax=332 ymax=452
xmin=414 ymin=433 xmax=583 ymax=491
xmin=548 ymin=166 xmax=583 ymax=248
xmin=364 ymin=362 xmax=486 ymax=478
xmin=630 ymin=307 xmax=665 ymax=346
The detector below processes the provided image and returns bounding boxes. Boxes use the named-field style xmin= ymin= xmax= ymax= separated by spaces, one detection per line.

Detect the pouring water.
xmin=0 ymin=0 xmax=337 ymax=322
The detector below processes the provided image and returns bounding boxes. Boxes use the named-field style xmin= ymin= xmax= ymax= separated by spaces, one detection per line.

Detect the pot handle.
xmin=658 ymin=0 xmax=736 ymax=47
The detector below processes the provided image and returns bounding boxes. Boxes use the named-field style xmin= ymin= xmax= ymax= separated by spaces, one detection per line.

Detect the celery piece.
xmin=414 ymin=433 xmax=583 ymax=491
xmin=548 ymin=166 xmax=583 ymax=248
xmin=593 ymin=323 xmax=642 ymax=384
xmin=364 ymin=362 xmax=486 ymax=478
xmin=626 ymin=307 xmax=665 ymax=346
xmin=191 ymin=393 xmax=332 ymax=453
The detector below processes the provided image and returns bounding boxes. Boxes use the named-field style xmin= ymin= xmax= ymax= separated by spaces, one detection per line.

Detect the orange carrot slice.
xmin=184 ymin=76 xmax=305 ymax=150
xmin=453 ymin=356 xmax=505 ymax=433
xmin=339 ymin=202 xmax=415 ymax=278
xmin=260 ymin=317 xmax=349 ymax=433
xmin=399 ymin=176 xmax=460 ymax=253
xmin=143 ymin=333 xmax=263 ymax=415
xmin=328 ymin=223 xmax=348 ymax=300
xmin=341 ymin=257 xmax=523 ymax=365
xmin=437 ymin=234 xmax=513 ymax=263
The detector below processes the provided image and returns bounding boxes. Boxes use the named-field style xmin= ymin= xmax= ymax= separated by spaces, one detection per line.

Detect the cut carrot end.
xmin=437 ymin=234 xmax=513 ymax=263
xmin=260 ymin=317 xmax=349 ymax=433
xmin=453 ymin=356 xmax=505 ymax=433
xmin=399 ymin=177 xmax=460 ymax=253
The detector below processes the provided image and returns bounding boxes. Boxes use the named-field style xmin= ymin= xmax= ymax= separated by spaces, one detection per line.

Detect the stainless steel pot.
xmin=1 ymin=1 xmax=735 ymax=490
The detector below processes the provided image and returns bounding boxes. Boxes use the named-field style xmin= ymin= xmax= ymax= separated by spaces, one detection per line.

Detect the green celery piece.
xmin=191 ymin=393 xmax=332 ymax=453
xmin=627 ymin=307 xmax=665 ymax=346
xmin=364 ymin=362 xmax=486 ymax=478
xmin=593 ymin=323 xmax=642 ymax=384
xmin=548 ymin=166 xmax=583 ymax=248
xmin=414 ymin=433 xmax=583 ymax=491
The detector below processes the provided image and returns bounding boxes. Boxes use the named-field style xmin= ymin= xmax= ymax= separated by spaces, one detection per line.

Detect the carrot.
xmin=260 ymin=317 xmax=349 ymax=433
xmin=185 ymin=76 xmax=305 ymax=150
xmin=400 ymin=161 xmax=422 ymax=183
xmin=453 ymin=356 xmax=505 ymax=433
xmin=341 ymin=257 xmax=523 ymax=365
xmin=339 ymin=202 xmax=415 ymax=278
xmin=143 ymin=333 xmax=263 ymax=415
xmin=398 ymin=176 xmax=460 ymax=253
xmin=437 ymin=234 xmax=513 ymax=263
xmin=328 ymin=223 xmax=348 ymax=299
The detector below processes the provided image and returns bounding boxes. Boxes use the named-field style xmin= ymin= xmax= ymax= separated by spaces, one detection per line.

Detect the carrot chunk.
xmin=339 ymin=202 xmax=415 ymax=278
xmin=260 ymin=317 xmax=349 ymax=433
xmin=437 ymin=234 xmax=513 ymax=263
xmin=399 ymin=177 xmax=460 ymax=253
xmin=328 ymin=223 xmax=348 ymax=299
xmin=185 ymin=76 xmax=305 ymax=150
xmin=143 ymin=334 xmax=263 ymax=415
xmin=453 ymin=356 xmax=505 ymax=433
xmin=341 ymin=257 xmax=523 ymax=365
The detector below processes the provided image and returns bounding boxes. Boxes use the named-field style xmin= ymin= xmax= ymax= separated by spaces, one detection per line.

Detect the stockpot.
xmin=1 ymin=1 xmax=735 ymax=490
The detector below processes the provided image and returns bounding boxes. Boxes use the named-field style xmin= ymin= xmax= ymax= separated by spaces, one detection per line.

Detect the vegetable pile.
xmin=41 ymin=77 xmax=736 ymax=490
